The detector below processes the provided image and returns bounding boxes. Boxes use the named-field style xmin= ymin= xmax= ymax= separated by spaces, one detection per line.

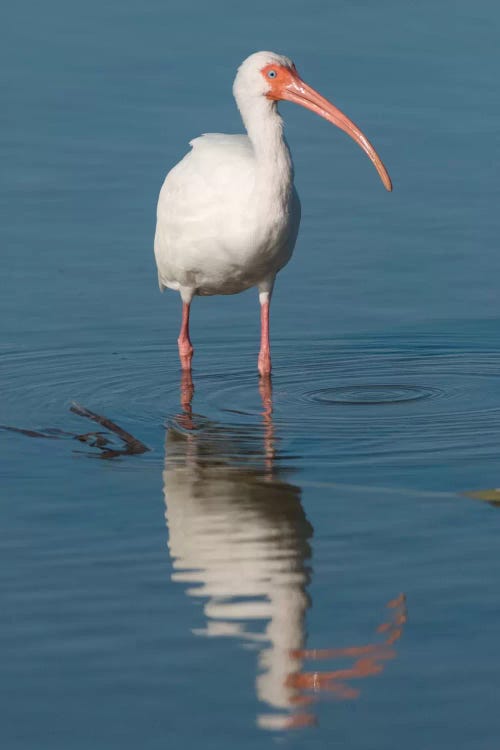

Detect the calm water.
xmin=2 ymin=0 xmax=500 ymax=747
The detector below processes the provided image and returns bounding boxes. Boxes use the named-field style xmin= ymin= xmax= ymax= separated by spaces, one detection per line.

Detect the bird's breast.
xmin=192 ymin=203 xmax=295 ymax=295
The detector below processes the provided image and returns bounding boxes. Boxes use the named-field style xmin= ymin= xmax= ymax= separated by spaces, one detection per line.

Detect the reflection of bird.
xmin=154 ymin=51 xmax=392 ymax=375
xmin=163 ymin=414 xmax=314 ymax=730
xmin=162 ymin=378 xmax=407 ymax=730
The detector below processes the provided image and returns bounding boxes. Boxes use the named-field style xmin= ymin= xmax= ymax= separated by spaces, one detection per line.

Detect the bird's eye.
xmin=267 ymin=69 xmax=277 ymax=79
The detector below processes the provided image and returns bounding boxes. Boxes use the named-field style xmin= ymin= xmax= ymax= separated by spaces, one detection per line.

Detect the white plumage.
xmin=154 ymin=51 xmax=391 ymax=375
xmin=155 ymin=132 xmax=300 ymax=298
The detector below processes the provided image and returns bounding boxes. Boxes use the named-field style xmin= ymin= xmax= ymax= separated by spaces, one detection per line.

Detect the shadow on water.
xmin=162 ymin=373 xmax=407 ymax=730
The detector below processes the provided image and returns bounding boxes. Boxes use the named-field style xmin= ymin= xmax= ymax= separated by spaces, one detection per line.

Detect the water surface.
xmin=2 ymin=0 xmax=500 ymax=748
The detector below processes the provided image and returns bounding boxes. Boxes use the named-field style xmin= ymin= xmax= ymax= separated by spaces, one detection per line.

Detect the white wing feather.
xmin=154 ymin=133 xmax=300 ymax=296
xmin=154 ymin=134 xmax=257 ymax=293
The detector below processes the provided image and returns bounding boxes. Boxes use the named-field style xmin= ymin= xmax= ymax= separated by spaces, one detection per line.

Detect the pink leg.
xmin=258 ymin=300 xmax=271 ymax=376
xmin=178 ymin=302 xmax=193 ymax=371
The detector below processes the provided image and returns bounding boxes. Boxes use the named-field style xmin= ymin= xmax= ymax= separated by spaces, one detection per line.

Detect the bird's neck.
xmin=239 ymin=97 xmax=294 ymax=209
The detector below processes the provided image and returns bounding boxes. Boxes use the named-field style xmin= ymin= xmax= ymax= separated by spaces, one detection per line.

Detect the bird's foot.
xmin=178 ymin=340 xmax=193 ymax=372
xmin=179 ymin=355 xmax=193 ymax=371
xmin=258 ymin=350 xmax=272 ymax=377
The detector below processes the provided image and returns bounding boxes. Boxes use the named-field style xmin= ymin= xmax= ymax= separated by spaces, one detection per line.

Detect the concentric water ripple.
xmin=2 ymin=334 xmax=500 ymax=467
xmin=200 ymin=339 xmax=500 ymax=466
xmin=303 ymin=384 xmax=440 ymax=405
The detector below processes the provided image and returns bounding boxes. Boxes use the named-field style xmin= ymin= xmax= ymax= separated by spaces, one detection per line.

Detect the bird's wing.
xmin=155 ymin=134 xmax=257 ymax=286
xmin=189 ymin=132 xmax=253 ymax=155
xmin=159 ymin=134 xmax=255 ymax=209
xmin=182 ymin=133 xmax=255 ymax=194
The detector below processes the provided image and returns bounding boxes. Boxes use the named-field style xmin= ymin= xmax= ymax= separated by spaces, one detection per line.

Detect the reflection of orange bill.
xmin=388 ymin=593 xmax=406 ymax=608
xmin=286 ymin=592 xmax=407 ymax=723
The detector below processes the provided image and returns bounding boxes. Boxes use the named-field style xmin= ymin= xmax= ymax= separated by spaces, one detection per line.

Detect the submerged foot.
xmin=178 ymin=340 xmax=194 ymax=372
xmin=258 ymin=351 xmax=272 ymax=377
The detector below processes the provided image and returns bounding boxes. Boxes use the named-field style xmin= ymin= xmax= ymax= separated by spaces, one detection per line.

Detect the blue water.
xmin=2 ymin=0 xmax=500 ymax=747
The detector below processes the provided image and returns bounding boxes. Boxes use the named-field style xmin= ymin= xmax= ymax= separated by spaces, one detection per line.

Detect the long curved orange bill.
xmin=281 ymin=74 xmax=392 ymax=192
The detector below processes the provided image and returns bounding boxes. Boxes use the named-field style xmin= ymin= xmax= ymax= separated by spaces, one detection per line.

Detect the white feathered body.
xmin=154 ymin=132 xmax=301 ymax=298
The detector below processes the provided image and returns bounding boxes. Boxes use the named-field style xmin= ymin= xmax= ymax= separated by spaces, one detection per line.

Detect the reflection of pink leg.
xmin=180 ymin=370 xmax=194 ymax=412
xmin=259 ymin=375 xmax=274 ymax=473
xmin=178 ymin=302 xmax=193 ymax=371
xmin=258 ymin=301 xmax=271 ymax=376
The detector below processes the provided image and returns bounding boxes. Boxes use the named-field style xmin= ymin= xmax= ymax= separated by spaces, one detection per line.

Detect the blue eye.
xmin=267 ymin=70 xmax=277 ymax=79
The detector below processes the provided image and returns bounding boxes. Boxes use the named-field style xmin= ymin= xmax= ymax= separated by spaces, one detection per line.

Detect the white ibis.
xmin=154 ymin=51 xmax=392 ymax=375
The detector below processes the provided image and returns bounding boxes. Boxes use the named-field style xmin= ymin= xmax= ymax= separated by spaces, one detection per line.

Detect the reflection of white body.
xmin=163 ymin=426 xmax=312 ymax=729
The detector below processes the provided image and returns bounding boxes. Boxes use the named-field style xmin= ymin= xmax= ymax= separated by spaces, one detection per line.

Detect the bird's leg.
xmin=258 ymin=286 xmax=273 ymax=376
xmin=258 ymin=301 xmax=271 ymax=375
xmin=178 ymin=302 xmax=193 ymax=371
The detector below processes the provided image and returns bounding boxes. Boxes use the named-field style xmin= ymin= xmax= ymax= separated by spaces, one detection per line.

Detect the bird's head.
xmin=233 ymin=51 xmax=392 ymax=192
